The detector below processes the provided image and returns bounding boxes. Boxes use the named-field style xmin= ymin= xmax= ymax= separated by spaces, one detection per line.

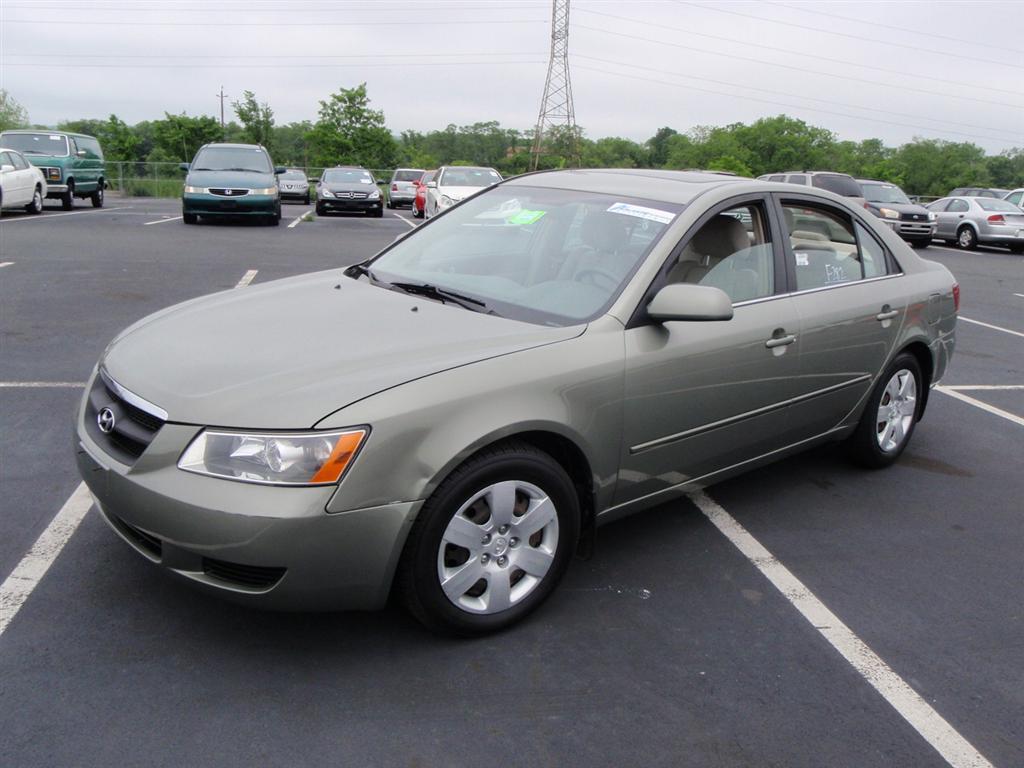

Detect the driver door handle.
xmin=765 ymin=333 xmax=797 ymax=348
xmin=876 ymin=307 xmax=900 ymax=321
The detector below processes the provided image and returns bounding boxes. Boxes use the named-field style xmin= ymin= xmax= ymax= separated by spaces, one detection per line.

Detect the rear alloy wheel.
xmin=61 ymin=182 xmax=75 ymax=211
xmin=399 ymin=442 xmax=580 ymax=635
xmin=91 ymin=184 xmax=104 ymax=208
xmin=846 ymin=352 xmax=922 ymax=469
xmin=957 ymin=225 xmax=977 ymax=250
xmin=25 ymin=186 xmax=43 ymax=214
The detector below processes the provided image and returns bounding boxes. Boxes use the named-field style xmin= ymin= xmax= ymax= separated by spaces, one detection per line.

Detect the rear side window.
xmin=782 ymin=202 xmax=875 ymax=291
xmin=976 ymin=198 xmax=1019 ymax=212
xmin=1006 ymin=191 xmax=1023 ymax=207
xmin=10 ymin=152 xmax=29 ymax=170
xmin=811 ymin=174 xmax=862 ymax=197
xmin=948 ymin=199 xmax=969 ymax=213
xmin=787 ymin=174 xmax=807 ymax=185
xmin=768 ymin=175 xmax=785 ymax=182
xmin=855 ymin=223 xmax=890 ymax=278
xmin=393 ymin=170 xmax=423 ymax=182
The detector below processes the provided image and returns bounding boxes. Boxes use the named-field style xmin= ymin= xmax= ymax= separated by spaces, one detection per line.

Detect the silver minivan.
xmin=387 ymin=168 xmax=425 ymax=209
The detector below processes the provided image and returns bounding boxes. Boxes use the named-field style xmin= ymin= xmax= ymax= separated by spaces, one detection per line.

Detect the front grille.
xmin=330 ymin=191 xmax=368 ymax=199
xmin=84 ymin=372 xmax=165 ymax=465
xmin=202 ymin=557 xmax=286 ymax=590
xmin=900 ymin=212 xmax=927 ymax=222
xmin=113 ymin=515 xmax=163 ymax=559
xmin=208 ymin=188 xmax=249 ymax=197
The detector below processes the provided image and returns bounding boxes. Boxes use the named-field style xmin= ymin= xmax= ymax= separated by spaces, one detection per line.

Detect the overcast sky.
xmin=2 ymin=0 xmax=1022 ymax=153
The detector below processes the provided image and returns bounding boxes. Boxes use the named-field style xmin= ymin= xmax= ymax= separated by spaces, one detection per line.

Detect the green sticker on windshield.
xmin=506 ymin=209 xmax=546 ymax=225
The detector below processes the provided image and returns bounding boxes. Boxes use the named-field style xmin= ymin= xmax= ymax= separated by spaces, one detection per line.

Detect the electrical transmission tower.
xmin=530 ymin=0 xmax=579 ymax=171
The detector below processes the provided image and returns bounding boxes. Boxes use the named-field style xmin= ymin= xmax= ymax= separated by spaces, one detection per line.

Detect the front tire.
xmin=957 ymin=225 xmax=977 ymax=250
xmin=26 ymin=186 xmax=43 ymax=214
xmin=91 ymin=182 xmax=104 ymax=208
xmin=61 ymin=182 xmax=75 ymax=211
xmin=399 ymin=442 xmax=580 ymax=636
xmin=909 ymin=238 xmax=930 ymax=249
xmin=183 ymin=211 xmax=198 ymax=225
xmin=846 ymin=352 xmax=922 ymax=469
xmin=315 ymin=202 xmax=326 ymax=216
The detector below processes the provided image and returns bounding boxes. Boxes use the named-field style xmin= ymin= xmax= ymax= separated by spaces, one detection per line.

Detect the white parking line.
xmin=0 ymin=381 xmax=85 ymax=388
xmin=0 ymin=207 xmax=129 ymax=223
xmin=959 ymin=316 xmax=1024 ymax=339
xmin=688 ymin=490 xmax=996 ymax=768
xmin=392 ymin=213 xmax=417 ymax=228
xmin=1014 ymin=293 xmax=1024 ymax=299
xmin=0 ymin=483 xmax=93 ymax=637
xmin=0 ymin=262 xmax=14 ymax=268
xmin=287 ymin=209 xmax=312 ymax=228
xmin=234 ymin=269 xmax=258 ymax=288
xmin=943 ymin=385 xmax=1024 ymax=391
xmin=142 ymin=216 xmax=183 ymax=226
xmin=936 ymin=386 xmax=1024 ymax=427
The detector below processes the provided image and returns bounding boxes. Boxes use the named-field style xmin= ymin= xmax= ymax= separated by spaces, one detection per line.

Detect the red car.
xmin=412 ymin=170 xmax=436 ymax=219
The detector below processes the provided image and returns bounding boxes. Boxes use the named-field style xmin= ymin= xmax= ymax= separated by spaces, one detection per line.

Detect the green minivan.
xmin=0 ymin=130 xmax=106 ymax=209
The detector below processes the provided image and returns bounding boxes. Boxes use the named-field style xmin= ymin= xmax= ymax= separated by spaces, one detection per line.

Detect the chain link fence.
xmin=104 ymin=161 xmax=396 ymax=198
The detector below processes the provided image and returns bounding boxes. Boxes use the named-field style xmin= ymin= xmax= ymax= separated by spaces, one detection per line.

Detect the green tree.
xmin=647 ymin=126 xmax=678 ymax=167
xmin=152 ymin=112 xmax=223 ymax=162
xmin=96 ymin=114 xmax=140 ymax=162
xmin=892 ymin=139 xmax=990 ymax=196
xmin=232 ymin=90 xmax=275 ymax=152
xmin=306 ymin=83 xmax=397 ymax=169
xmin=0 ymin=90 xmax=29 ymax=131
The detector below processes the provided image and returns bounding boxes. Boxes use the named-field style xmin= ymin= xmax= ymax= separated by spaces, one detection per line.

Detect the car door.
xmin=10 ymin=151 xmax=35 ymax=203
xmin=940 ymin=198 xmax=970 ymax=238
xmin=616 ymin=195 xmax=803 ymax=506
xmin=777 ymin=196 xmax=907 ymax=441
xmin=927 ymin=199 xmax=952 ymax=238
xmin=1 ymin=151 xmax=28 ymax=204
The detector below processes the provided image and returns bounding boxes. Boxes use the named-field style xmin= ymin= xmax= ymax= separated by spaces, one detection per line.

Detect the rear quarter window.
xmin=811 ymin=174 xmax=862 ymax=197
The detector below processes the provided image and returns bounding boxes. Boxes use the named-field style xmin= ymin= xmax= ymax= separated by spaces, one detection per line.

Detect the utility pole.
xmin=530 ymin=0 xmax=579 ymax=171
xmin=216 ymin=86 xmax=228 ymax=134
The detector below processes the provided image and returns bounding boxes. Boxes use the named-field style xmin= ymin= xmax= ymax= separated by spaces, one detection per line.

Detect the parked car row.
xmin=0 ymin=129 xmax=106 ymax=211
xmin=758 ymin=169 xmax=1023 ymax=252
xmin=388 ymin=166 xmax=503 ymax=219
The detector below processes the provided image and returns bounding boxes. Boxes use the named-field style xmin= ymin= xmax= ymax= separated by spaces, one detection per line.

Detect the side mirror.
xmin=179 ymin=163 xmax=190 ymax=172
xmin=0 ymin=164 xmax=14 ymax=173
xmin=426 ymin=181 xmax=437 ymax=189
xmin=647 ymin=283 xmax=733 ymax=322
xmin=77 ymin=149 xmax=87 ymax=157
xmin=274 ymin=166 xmax=287 ymax=174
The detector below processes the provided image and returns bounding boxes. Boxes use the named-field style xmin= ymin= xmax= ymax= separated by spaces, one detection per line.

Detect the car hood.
xmin=102 ymin=271 xmax=583 ymax=429
xmin=868 ymin=201 xmax=929 ymax=215
xmin=437 ymin=185 xmax=488 ymax=201
xmin=186 ymin=170 xmax=276 ymax=189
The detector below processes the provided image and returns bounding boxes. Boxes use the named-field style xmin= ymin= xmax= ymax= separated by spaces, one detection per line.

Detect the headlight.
xmin=879 ymin=207 xmax=900 ymax=220
xmin=928 ymin=212 xmax=937 ymax=221
xmin=368 ymin=189 xmax=380 ymax=200
xmin=184 ymin=185 xmax=205 ymax=194
xmin=320 ymin=187 xmax=334 ymax=198
xmin=178 ymin=428 xmax=368 ymax=486
xmin=440 ymin=195 xmax=455 ymax=207
xmin=45 ymin=167 xmax=61 ymax=180
xmin=251 ymin=187 xmax=277 ymax=195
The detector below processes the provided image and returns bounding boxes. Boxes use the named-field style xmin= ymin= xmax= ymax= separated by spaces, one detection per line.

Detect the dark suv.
xmin=859 ymin=179 xmax=936 ymax=248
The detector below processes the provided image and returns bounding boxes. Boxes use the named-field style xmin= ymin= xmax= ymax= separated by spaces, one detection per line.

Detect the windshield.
xmin=976 ymin=198 xmax=1020 ymax=212
xmin=439 ymin=167 xmax=502 ymax=187
xmin=281 ymin=169 xmax=306 ymax=180
xmin=393 ymin=170 xmax=423 ymax=182
xmin=0 ymin=132 xmax=69 ymax=157
xmin=367 ymin=185 xmax=683 ymax=326
xmin=863 ymin=183 xmax=911 ymax=205
xmin=323 ymin=169 xmax=374 ymax=184
xmin=192 ymin=146 xmax=271 ymax=173
xmin=811 ymin=174 xmax=863 ymax=197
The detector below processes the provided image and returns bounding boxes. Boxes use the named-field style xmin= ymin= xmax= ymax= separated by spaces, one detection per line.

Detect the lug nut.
xmin=497 ymin=556 xmax=508 ymax=567
xmin=481 ymin=554 xmax=490 ymax=564
xmin=498 ymin=524 xmax=510 ymax=534
xmin=482 ymin=534 xmax=491 ymax=545
xmin=509 ymin=537 xmax=519 ymax=548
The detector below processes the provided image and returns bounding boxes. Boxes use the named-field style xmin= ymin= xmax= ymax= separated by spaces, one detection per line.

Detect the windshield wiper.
xmin=344 ymin=261 xmax=378 ymax=282
xmin=21 ymin=150 xmax=45 ymax=155
xmin=222 ymin=167 xmax=262 ymax=173
xmin=388 ymin=282 xmax=491 ymax=313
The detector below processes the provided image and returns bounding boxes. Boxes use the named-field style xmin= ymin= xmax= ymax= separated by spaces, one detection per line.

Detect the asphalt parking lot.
xmin=1 ymin=196 xmax=1021 ymax=767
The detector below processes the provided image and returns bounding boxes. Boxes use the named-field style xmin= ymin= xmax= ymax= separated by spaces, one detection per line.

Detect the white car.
xmin=424 ymin=165 xmax=502 ymax=219
xmin=1003 ymin=188 xmax=1024 ymax=208
xmin=0 ymin=147 xmax=47 ymax=215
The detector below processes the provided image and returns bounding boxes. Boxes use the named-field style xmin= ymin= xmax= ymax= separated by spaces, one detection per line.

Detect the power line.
xmin=766 ymin=0 xmax=1024 ymax=56
xmin=2 ymin=51 xmax=547 ymax=60
xmin=574 ymin=64 xmax=1020 ymax=147
xmin=1 ymin=17 xmax=547 ymax=27
xmin=0 ymin=59 xmax=548 ymax=69
xmin=575 ymin=54 xmax=1023 ymax=143
xmin=576 ymin=7 xmax=1023 ymax=100
xmin=672 ymin=0 xmax=1024 ymax=71
xmin=573 ymin=24 xmax=1024 ymax=112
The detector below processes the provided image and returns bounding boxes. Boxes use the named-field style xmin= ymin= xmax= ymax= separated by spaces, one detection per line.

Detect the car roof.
xmin=856 ymin=179 xmax=896 ymax=185
xmin=200 ymin=142 xmax=266 ymax=149
xmin=1 ymin=129 xmax=96 ymax=139
xmin=504 ymin=168 xmax=750 ymax=205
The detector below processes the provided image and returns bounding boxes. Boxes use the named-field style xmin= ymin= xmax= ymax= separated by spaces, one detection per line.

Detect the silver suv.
xmin=758 ymin=171 xmax=866 ymax=208
xmin=387 ymin=168 xmax=425 ymax=209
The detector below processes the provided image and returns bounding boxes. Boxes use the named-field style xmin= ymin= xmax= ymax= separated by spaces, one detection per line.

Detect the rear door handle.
xmin=765 ymin=334 xmax=797 ymax=348
xmin=876 ymin=308 xmax=900 ymax=321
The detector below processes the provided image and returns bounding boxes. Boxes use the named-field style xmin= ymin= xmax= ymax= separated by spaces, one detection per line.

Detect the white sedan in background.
xmin=0 ymin=147 xmax=47 ymax=215
xmin=424 ymin=165 xmax=502 ymax=219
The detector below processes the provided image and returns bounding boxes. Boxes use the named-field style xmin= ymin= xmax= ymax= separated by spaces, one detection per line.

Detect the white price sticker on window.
xmin=606 ymin=202 xmax=675 ymax=225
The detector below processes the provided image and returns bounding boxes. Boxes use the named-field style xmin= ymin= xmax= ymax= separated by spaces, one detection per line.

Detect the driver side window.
xmin=666 ymin=202 xmax=775 ymax=304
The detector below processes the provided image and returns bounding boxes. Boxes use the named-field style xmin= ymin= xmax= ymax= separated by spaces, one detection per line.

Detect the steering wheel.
xmin=574 ymin=267 xmax=620 ymax=291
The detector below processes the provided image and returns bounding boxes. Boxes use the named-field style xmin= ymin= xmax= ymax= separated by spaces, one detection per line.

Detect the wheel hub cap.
xmin=876 ymin=368 xmax=917 ymax=452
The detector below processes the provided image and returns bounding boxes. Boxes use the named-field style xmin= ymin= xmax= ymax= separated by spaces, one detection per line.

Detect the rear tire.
xmin=304 ymin=193 xmax=310 ymax=205
xmin=1010 ymin=244 xmax=1023 ymax=255
xmin=26 ymin=186 xmax=44 ymax=214
xmin=61 ymin=182 xmax=75 ymax=211
xmin=398 ymin=442 xmax=580 ymax=636
xmin=91 ymin=182 xmax=104 ymax=208
xmin=846 ymin=352 xmax=922 ymax=469
xmin=956 ymin=225 xmax=977 ymax=250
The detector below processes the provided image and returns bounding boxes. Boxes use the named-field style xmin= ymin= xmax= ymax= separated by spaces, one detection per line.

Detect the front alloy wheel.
xmin=399 ymin=442 xmax=580 ymax=635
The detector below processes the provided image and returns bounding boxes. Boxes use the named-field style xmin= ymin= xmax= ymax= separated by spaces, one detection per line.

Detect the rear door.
xmin=1 ymin=151 xmax=29 ymax=204
xmin=777 ymin=195 xmax=907 ymax=441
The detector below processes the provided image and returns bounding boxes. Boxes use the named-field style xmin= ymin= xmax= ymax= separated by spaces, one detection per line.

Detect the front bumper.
xmin=317 ymin=197 xmax=383 ymax=213
xmin=280 ymin=186 xmax=309 ymax=200
xmin=183 ymin=192 xmax=278 ymax=216
xmin=882 ymin=219 xmax=936 ymax=241
xmin=45 ymin=184 xmax=69 ymax=195
xmin=75 ymin=408 xmax=420 ymax=611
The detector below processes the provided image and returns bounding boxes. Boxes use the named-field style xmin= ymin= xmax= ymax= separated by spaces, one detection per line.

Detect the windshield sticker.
xmin=49 ymin=135 xmax=62 ymax=140
xmin=795 ymin=252 xmax=810 ymax=266
xmin=506 ymin=209 xmax=547 ymax=225
xmin=606 ymin=202 xmax=675 ymax=225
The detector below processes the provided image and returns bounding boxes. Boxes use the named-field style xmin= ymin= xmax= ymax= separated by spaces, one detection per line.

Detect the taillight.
xmin=391 ymin=183 xmax=398 ymax=191
xmin=987 ymin=214 xmax=1005 ymax=224
xmin=952 ymin=283 xmax=960 ymax=312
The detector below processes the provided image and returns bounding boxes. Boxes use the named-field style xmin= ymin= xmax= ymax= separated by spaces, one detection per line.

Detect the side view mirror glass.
xmin=426 ymin=181 xmax=437 ymax=189
xmin=647 ymin=283 xmax=734 ymax=322
xmin=0 ymin=164 xmax=14 ymax=173
xmin=179 ymin=163 xmax=190 ymax=172
xmin=274 ymin=166 xmax=287 ymax=174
